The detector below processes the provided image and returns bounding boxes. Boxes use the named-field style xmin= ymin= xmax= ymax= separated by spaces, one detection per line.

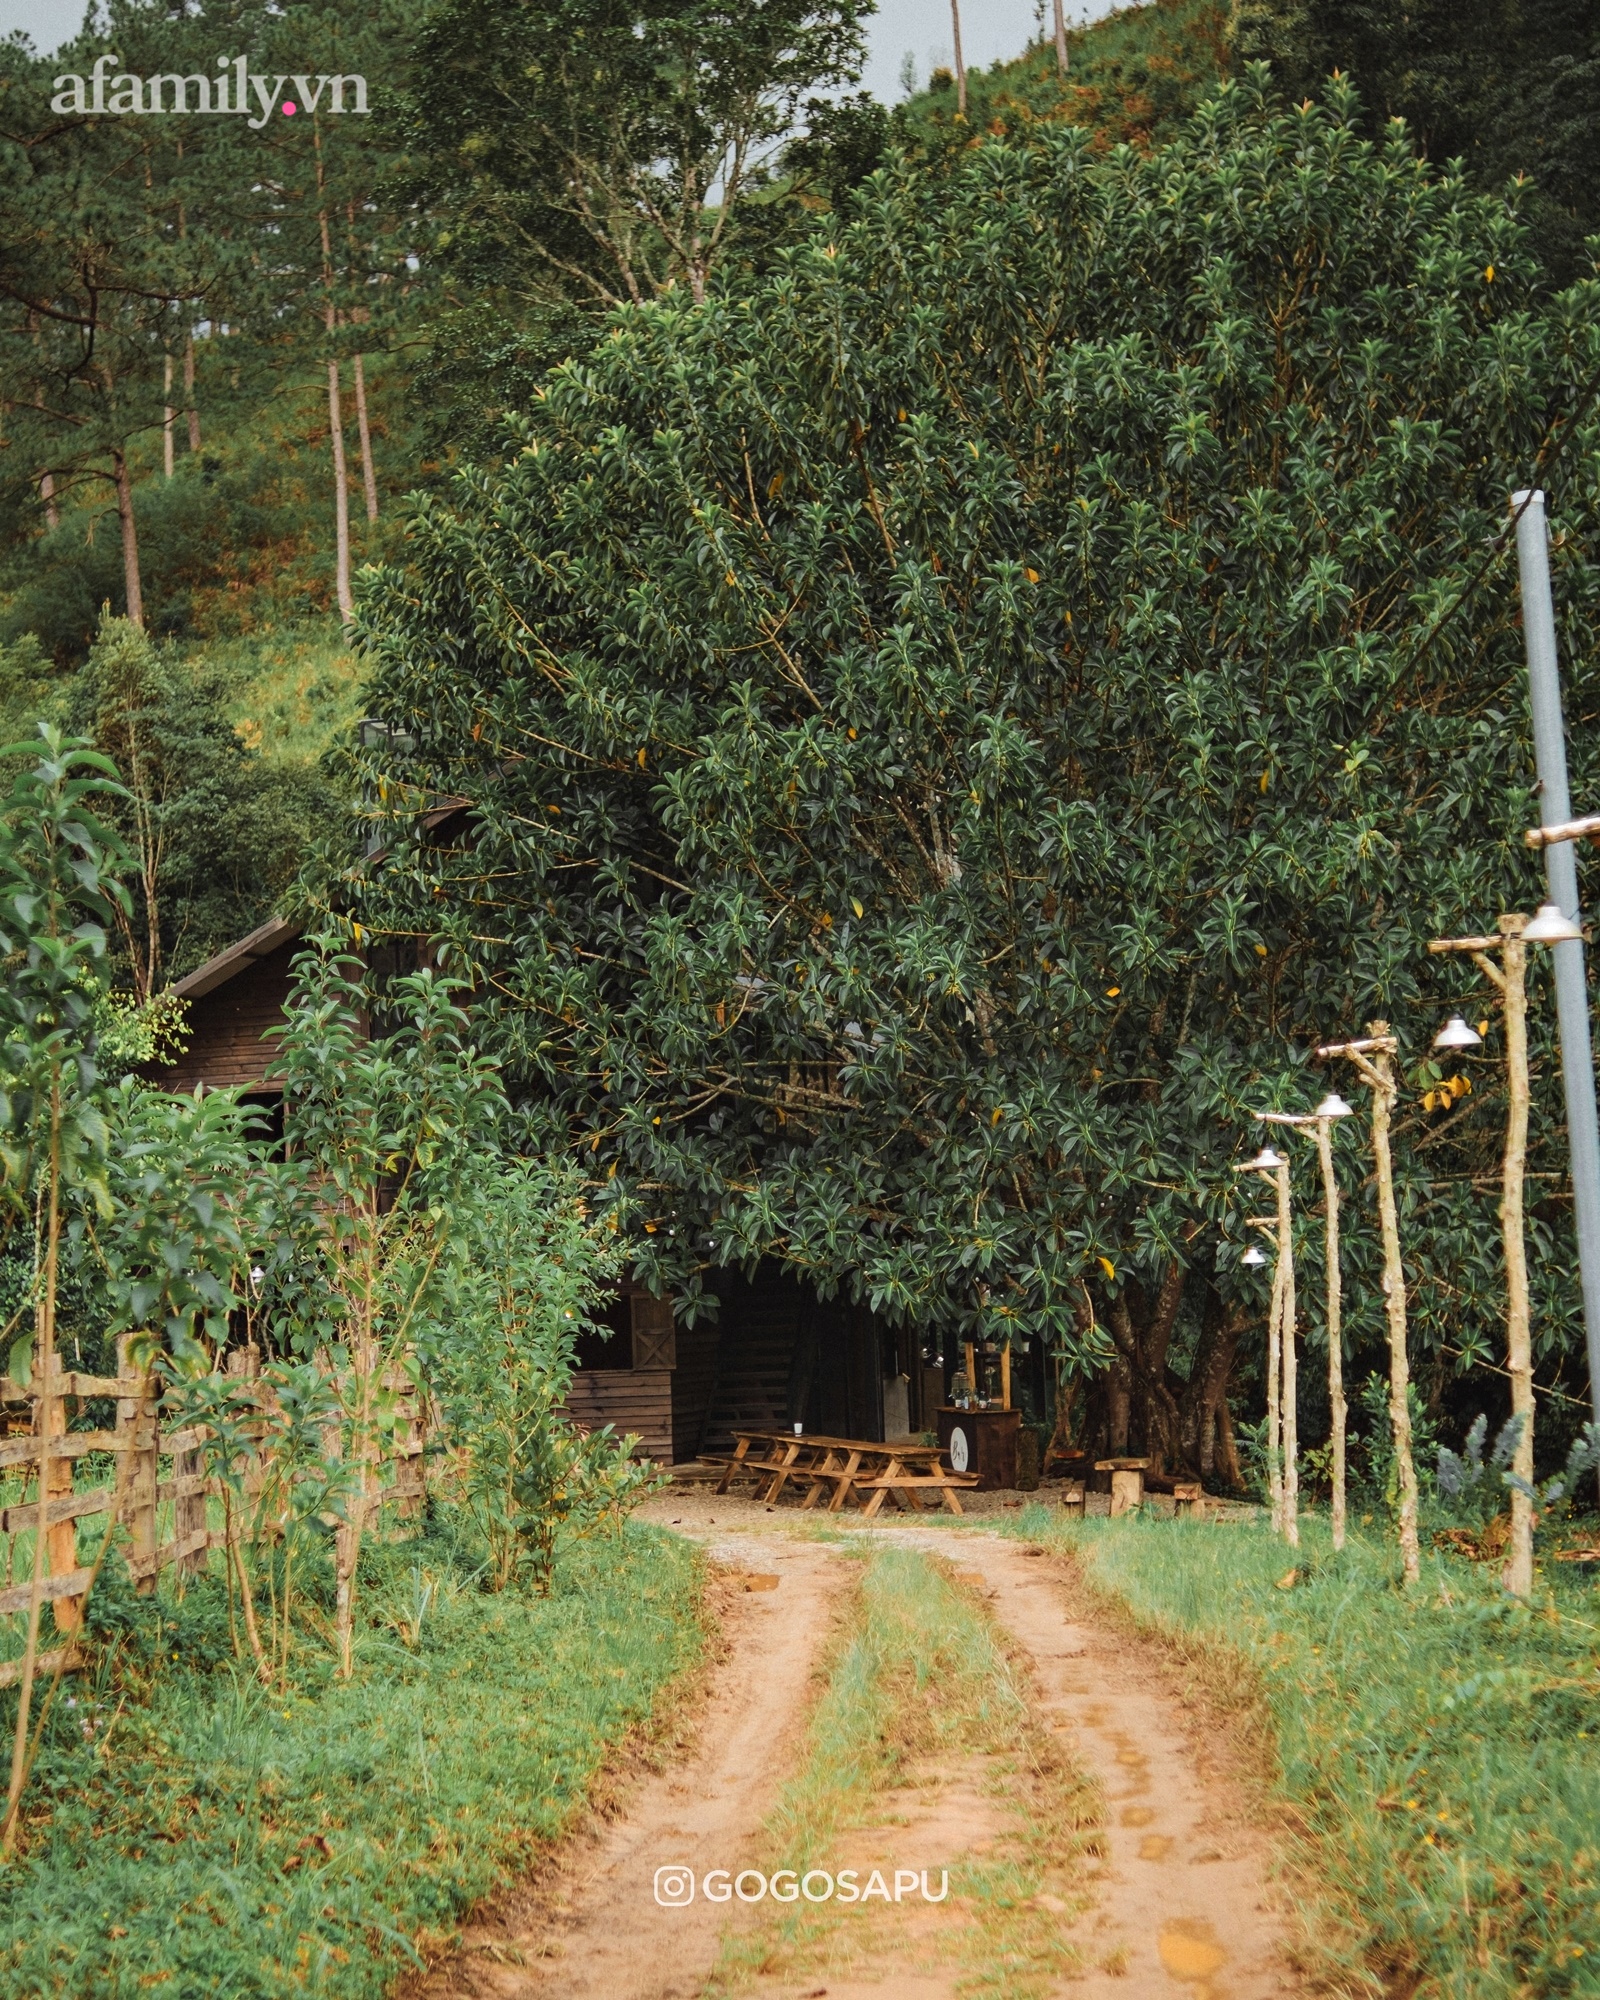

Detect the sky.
xmin=1 ymin=0 xmax=1124 ymax=102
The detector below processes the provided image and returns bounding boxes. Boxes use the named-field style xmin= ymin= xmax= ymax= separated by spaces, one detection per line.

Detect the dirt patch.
xmin=404 ymin=1537 xmax=853 ymax=2000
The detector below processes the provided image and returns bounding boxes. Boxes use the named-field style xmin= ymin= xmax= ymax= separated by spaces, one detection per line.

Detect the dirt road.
xmin=411 ymin=1495 xmax=1300 ymax=2000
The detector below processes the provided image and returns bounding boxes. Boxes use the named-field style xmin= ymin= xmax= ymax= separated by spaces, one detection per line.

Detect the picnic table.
xmin=704 ymin=1429 xmax=978 ymax=1516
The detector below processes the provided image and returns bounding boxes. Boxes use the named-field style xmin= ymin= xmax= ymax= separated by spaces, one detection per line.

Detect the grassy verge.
xmin=1012 ymin=1506 xmax=1600 ymax=1998
xmin=714 ymin=1545 xmax=1098 ymax=1999
xmin=0 ymin=1520 xmax=704 ymax=2000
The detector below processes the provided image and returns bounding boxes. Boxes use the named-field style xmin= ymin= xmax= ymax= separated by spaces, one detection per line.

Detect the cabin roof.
xmin=165 ymin=793 xmax=472 ymax=1005
xmin=170 ymin=915 xmax=306 ymax=1001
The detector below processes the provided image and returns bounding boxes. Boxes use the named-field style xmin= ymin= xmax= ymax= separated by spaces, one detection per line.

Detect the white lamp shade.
xmin=1238 ymin=1146 xmax=1286 ymax=1171
xmin=1433 ymin=1015 xmax=1483 ymax=1051
xmin=1313 ymin=1092 xmax=1354 ymax=1119
xmin=1241 ymin=1243 xmax=1268 ymax=1267
xmin=1523 ymin=903 xmax=1585 ymax=944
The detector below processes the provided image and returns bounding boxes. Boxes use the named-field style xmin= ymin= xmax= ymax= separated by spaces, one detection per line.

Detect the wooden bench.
xmin=704 ymin=1431 xmax=977 ymax=1515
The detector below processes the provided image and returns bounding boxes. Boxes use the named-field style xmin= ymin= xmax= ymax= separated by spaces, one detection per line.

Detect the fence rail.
xmin=0 ymin=1349 xmax=426 ymax=1678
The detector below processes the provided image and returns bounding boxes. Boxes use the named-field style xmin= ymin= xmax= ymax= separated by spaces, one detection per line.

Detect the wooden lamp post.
xmin=1428 ymin=903 xmax=1582 ymax=1599
xmin=1316 ymin=1026 xmax=1421 ymax=1586
xmin=1235 ymin=1146 xmax=1294 ymax=1540
xmin=1256 ymin=1094 xmax=1357 ymax=1550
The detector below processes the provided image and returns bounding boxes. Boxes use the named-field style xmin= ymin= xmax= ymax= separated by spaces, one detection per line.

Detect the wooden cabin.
xmin=146 ymin=921 xmax=936 ymax=1462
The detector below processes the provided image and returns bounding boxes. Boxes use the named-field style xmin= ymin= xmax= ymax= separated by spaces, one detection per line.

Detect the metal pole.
xmin=1513 ymin=489 xmax=1600 ymax=1429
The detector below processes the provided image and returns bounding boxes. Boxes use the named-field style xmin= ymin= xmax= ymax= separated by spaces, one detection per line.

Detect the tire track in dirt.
xmin=406 ymin=1533 xmax=853 ymax=2000
xmin=885 ymin=1525 xmax=1298 ymax=1999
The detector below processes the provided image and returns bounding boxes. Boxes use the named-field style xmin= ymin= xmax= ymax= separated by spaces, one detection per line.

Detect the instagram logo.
xmin=654 ymin=1866 xmax=695 ymax=1907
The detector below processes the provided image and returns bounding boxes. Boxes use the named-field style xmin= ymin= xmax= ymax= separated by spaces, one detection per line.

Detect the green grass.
xmin=715 ymin=1546 xmax=1096 ymax=1999
xmin=194 ymin=623 xmax=364 ymax=767
xmin=0 ymin=1520 xmax=704 ymax=2000
xmin=1011 ymin=1506 xmax=1600 ymax=1997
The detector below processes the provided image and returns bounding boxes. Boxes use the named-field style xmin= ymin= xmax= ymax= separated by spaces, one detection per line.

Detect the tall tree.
xmin=345 ymin=77 xmax=1600 ymax=1469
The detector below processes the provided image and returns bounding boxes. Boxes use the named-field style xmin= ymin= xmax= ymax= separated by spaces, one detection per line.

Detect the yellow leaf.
xmin=351 ymin=921 xmax=363 ymax=943
xmin=1105 ymin=986 xmax=1120 ymax=998
xmin=851 ymin=899 xmax=864 ymax=918
xmin=1024 ymin=567 xmax=1040 ymax=584
xmin=637 ymin=747 xmax=647 ymax=768
xmin=767 ymin=470 xmax=784 ymax=499
xmin=1259 ymin=767 xmax=1271 ymax=792
xmin=1097 ymin=1256 xmax=1116 ymax=1281
xmin=847 ymin=726 xmax=857 ymax=739
xmin=991 ymin=1107 xmax=1003 ymax=1125
xmin=724 ymin=569 xmax=736 ymax=586
xmin=1478 ymin=1020 xmax=1489 ymax=1037
xmin=1485 ymin=264 xmax=1495 ymax=281
xmin=896 ymin=407 xmax=907 ymax=421
xmin=1254 ymin=943 xmax=1268 ymax=957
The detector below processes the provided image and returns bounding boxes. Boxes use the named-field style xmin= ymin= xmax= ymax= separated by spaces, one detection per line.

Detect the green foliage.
xmin=1233 ymin=0 xmax=1600 ymax=279
xmin=53 ymin=614 xmax=329 ymax=993
xmin=430 ymin=1159 xmax=656 ymax=1593
xmin=898 ymin=0 xmax=1229 ymax=158
xmin=397 ymin=0 xmax=872 ymax=431
xmin=0 ymin=1525 xmax=703 ymax=1999
xmin=0 ymin=727 xmax=129 ymax=1220
xmin=349 ymin=73 xmax=1600 ymax=1418
xmin=1050 ymin=1509 xmax=1600 ymax=1996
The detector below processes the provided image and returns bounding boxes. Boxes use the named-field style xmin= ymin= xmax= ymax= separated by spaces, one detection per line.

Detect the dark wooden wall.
xmin=565 ymin=1369 xmax=673 ymax=1461
xmin=159 ymin=942 xmax=299 ymax=1093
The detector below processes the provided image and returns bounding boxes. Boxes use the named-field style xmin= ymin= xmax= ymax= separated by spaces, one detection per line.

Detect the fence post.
xmin=117 ymin=1339 xmax=159 ymax=1596
xmin=41 ymin=1354 xmax=80 ymax=1632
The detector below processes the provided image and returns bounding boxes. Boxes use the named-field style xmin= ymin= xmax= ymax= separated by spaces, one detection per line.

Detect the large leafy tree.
xmin=347 ymin=74 xmax=1600 ymax=1474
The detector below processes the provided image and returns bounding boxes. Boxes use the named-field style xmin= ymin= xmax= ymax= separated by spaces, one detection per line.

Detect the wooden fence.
xmin=0 ymin=1348 xmax=426 ymax=1686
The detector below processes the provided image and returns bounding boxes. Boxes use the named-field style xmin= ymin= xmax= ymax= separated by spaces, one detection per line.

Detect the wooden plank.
xmin=0 ymin=1431 xmax=121 ymax=1471
xmin=0 ymin=1487 xmax=116 ymax=1536
xmin=0 ymin=1566 xmax=95 ymax=1617
xmin=0 ymin=1644 xmax=79 ymax=1690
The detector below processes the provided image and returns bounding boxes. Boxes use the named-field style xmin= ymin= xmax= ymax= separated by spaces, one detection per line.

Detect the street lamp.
xmin=1433 ymin=1016 xmax=1484 ymax=1052
xmin=1316 ymin=1024 xmax=1421 ymax=1586
xmin=1522 ymin=902 xmax=1585 ymax=945
xmin=1428 ymin=910 xmax=1575 ymax=1598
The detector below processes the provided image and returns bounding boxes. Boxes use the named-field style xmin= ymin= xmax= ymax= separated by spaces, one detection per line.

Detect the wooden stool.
xmin=1058 ymin=1478 xmax=1085 ymax=1513
xmin=1173 ymin=1481 xmax=1204 ymax=1518
xmin=1096 ymin=1457 xmax=1151 ymax=1516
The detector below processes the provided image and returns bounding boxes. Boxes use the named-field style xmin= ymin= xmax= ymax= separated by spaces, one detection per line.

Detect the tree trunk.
xmin=1053 ymin=0 xmax=1069 ymax=73
xmin=112 ymin=449 xmax=144 ymax=629
xmin=38 ymin=470 xmax=58 ymax=532
xmin=1180 ymin=1276 xmax=1246 ymax=1489
xmin=352 ymin=352 xmax=379 ymax=523
xmin=162 ymin=351 xmax=175 ymax=479
xmin=183 ymin=335 xmax=200 ymax=454
xmin=950 ymin=0 xmax=968 ymax=115
xmin=327 ymin=358 xmax=353 ymax=622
